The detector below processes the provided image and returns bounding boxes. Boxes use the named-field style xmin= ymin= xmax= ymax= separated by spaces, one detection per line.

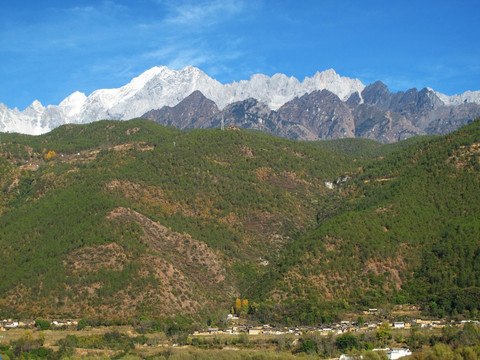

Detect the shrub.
xmin=34 ymin=319 xmax=51 ymax=331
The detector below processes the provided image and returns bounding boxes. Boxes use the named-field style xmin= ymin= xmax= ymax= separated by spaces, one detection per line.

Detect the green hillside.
xmin=0 ymin=119 xmax=357 ymax=321
xmin=313 ymin=137 xmax=384 ymax=157
xmin=250 ymin=119 xmax=480 ymax=324
xmin=0 ymin=118 xmax=479 ymax=326
xmin=313 ymin=135 xmax=437 ymax=158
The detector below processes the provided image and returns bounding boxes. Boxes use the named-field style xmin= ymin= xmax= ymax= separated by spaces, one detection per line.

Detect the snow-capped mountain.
xmin=433 ymin=89 xmax=480 ymax=106
xmin=0 ymin=66 xmax=364 ymax=135
xmin=1 ymin=65 xmax=479 ymax=136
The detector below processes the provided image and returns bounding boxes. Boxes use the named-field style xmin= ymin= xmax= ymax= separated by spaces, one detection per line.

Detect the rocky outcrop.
xmin=211 ymin=98 xmax=278 ymax=132
xmin=142 ymin=90 xmax=219 ymax=129
xmin=143 ymin=85 xmax=480 ymax=143
xmin=352 ymin=104 xmax=423 ymax=143
xmin=276 ymin=90 xmax=355 ymax=140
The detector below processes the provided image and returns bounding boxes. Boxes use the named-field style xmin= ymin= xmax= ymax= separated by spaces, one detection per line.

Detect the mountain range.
xmin=2 ymin=66 xmax=480 ymax=143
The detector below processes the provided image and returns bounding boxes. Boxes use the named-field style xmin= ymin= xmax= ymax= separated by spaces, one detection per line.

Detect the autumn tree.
xmin=235 ymin=298 xmax=242 ymax=314
xmin=44 ymin=150 xmax=56 ymax=160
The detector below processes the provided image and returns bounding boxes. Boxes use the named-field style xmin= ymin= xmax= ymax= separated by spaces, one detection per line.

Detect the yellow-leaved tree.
xmin=44 ymin=150 xmax=56 ymax=161
xmin=235 ymin=298 xmax=242 ymax=314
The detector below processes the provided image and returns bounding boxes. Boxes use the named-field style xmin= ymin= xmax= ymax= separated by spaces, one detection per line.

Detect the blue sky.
xmin=1 ymin=0 xmax=479 ymax=110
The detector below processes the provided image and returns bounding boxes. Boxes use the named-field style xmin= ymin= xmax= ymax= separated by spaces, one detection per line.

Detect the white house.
xmin=387 ymin=348 xmax=412 ymax=359
xmin=227 ymin=314 xmax=239 ymax=320
xmin=248 ymin=328 xmax=261 ymax=335
xmin=339 ymin=355 xmax=360 ymax=360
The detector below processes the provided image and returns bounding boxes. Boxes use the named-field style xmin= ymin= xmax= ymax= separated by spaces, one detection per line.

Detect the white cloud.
xmin=129 ymin=1 xmax=249 ymax=78
xmin=63 ymin=1 xmax=129 ymax=18
xmin=0 ymin=0 xmax=258 ymax=107
xmin=163 ymin=0 xmax=245 ymax=27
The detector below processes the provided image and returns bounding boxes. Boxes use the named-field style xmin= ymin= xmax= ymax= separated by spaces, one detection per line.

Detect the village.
xmin=193 ymin=316 xmax=448 ymax=337
xmin=192 ymin=304 xmax=479 ymax=337
xmin=0 ymin=319 xmax=80 ymax=331
xmin=191 ymin=312 xmax=480 ymax=360
xmin=1 ymin=308 xmax=478 ymax=335
xmin=0 ymin=312 xmax=479 ymax=360
xmin=193 ymin=312 xmax=479 ymax=337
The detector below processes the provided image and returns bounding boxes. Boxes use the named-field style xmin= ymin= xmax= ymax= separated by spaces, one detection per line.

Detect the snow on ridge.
xmin=59 ymin=91 xmax=87 ymax=106
xmin=1 ymin=65 xmax=479 ymax=135
xmin=434 ymin=89 xmax=480 ymax=106
xmin=302 ymin=69 xmax=365 ymax=102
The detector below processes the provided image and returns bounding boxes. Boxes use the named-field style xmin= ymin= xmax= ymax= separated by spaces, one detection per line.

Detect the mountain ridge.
xmin=143 ymin=85 xmax=480 ymax=143
xmin=2 ymin=65 xmax=480 ymax=138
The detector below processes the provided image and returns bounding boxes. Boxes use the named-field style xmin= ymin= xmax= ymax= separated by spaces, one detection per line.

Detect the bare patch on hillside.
xmin=447 ymin=143 xmax=480 ymax=170
xmin=364 ymin=256 xmax=407 ymax=290
xmin=105 ymin=180 xmax=181 ymax=215
xmin=64 ymin=243 xmax=127 ymax=274
xmin=219 ymin=211 xmax=242 ymax=228
xmin=106 ymin=180 xmax=213 ymax=218
xmin=126 ymin=127 xmax=140 ymax=135
xmin=375 ymin=204 xmax=394 ymax=214
xmin=375 ymin=177 xmax=394 ymax=182
xmin=137 ymin=254 xmax=202 ymax=313
xmin=240 ymin=145 xmax=255 ymax=158
xmin=213 ymin=159 xmax=231 ymax=166
xmin=19 ymin=163 xmax=40 ymax=171
xmin=112 ymin=142 xmax=154 ymax=152
xmin=7 ymin=177 xmax=19 ymax=192
xmin=107 ymin=207 xmax=226 ymax=284
xmin=255 ymin=167 xmax=272 ymax=181
xmin=255 ymin=168 xmax=314 ymax=192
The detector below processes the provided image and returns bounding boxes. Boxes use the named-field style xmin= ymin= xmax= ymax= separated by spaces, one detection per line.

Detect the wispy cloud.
xmin=0 ymin=0 xmax=266 ymax=106
xmin=6 ymin=0 xmax=476 ymax=110
xmin=163 ymin=0 xmax=245 ymax=27
xmin=127 ymin=0 xmax=250 ymax=80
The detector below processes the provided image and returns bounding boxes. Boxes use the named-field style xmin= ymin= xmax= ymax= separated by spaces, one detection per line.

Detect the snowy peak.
xmin=59 ymin=91 xmax=87 ymax=107
xmin=27 ymin=100 xmax=45 ymax=112
xmin=58 ymin=91 xmax=87 ymax=118
xmin=434 ymin=89 xmax=480 ymax=106
xmin=1 ymin=65 xmax=479 ymax=136
xmin=303 ymin=69 xmax=365 ymax=102
xmin=22 ymin=100 xmax=45 ymax=117
xmin=215 ymin=68 xmax=365 ymax=110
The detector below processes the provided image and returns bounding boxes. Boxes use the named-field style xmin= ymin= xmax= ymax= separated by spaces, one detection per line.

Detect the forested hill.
xmin=0 ymin=119 xmax=358 ymax=320
xmin=0 ymin=118 xmax=479 ymax=326
xmin=312 ymin=135 xmax=437 ymax=158
xmin=249 ymin=119 xmax=480 ymax=324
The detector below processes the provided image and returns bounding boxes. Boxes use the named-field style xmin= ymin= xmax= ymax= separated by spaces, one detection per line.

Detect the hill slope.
xmin=0 ymin=119 xmax=358 ymax=320
xmin=249 ymin=119 xmax=480 ymax=323
xmin=1 ymin=118 xmax=479 ymax=324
